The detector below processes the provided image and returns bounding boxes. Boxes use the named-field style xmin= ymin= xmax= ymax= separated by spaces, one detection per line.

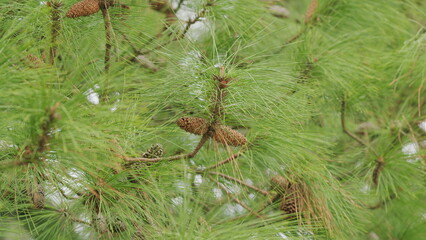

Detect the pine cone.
xmin=280 ymin=194 xmax=298 ymax=215
xmin=66 ymin=0 xmax=100 ymax=18
xmin=305 ymin=0 xmax=318 ymax=24
xmin=213 ymin=125 xmax=247 ymax=147
xmin=149 ymin=0 xmax=170 ymax=12
xmin=271 ymin=175 xmax=290 ymax=194
xmin=271 ymin=176 xmax=299 ymax=215
xmin=31 ymin=183 xmax=45 ymax=209
xmin=125 ymin=144 xmax=164 ymax=170
xmin=176 ymin=117 xmax=209 ymax=135
xmin=142 ymin=143 xmax=164 ymax=158
xmin=26 ymin=54 xmax=44 ymax=67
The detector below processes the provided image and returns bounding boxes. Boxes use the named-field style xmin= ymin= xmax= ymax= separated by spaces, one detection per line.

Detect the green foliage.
xmin=1 ymin=0 xmax=425 ymax=239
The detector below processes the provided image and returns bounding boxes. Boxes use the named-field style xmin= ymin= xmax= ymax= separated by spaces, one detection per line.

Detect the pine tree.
xmin=0 ymin=0 xmax=425 ymax=239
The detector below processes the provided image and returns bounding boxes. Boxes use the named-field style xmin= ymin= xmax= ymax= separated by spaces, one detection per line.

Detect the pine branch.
xmin=372 ymin=157 xmax=385 ymax=186
xmin=48 ymin=0 xmax=62 ymax=65
xmin=101 ymin=4 xmax=113 ymax=73
xmin=176 ymin=0 xmax=185 ymax=12
xmin=0 ymin=103 xmax=61 ymax=167
xmin=117 ymin=67 xmax=245 ymax=163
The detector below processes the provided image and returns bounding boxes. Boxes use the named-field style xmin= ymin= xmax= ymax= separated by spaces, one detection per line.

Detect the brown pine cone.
xmin=280 ymin=194 xmax=298 ymax=215
xmin=213 ymin=125 xmax=247 ymax=147
xmin=31 ymin=183 xmax=45 ymax=209
xmin=271 ymin=176 xmax=300 ymax=215
xmin=149 ymin=0 xmax=170 ymax=12
xmin=271 ymin=175 xmax=290 ymax=194
xmin=176 ymin=117 xmax=209 ymax=135
xmin=66 ymin=0 xmax=100 ymax=18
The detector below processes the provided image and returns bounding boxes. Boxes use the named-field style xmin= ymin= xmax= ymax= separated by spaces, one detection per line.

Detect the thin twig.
xmin=175 ymin=0 xmax=185 ymax=12
xmin=70 ymin=217 xmax=92 ymax=226
xmin=208 ymin=176 xmax=265 ymax=219
xmin=340 ymin=99 xmax=379 ymax=156
xmin=418 ymin=78 xmax=425 ymax=117
xmin=341 ymin=100 xmax=368 ymax=146
xmin=250 ymin=30 xmax=304 ymax=65
xmin=0 ymin=160 xmax=30 ymax=168
xmin=1 ymin=103 xmax=60 ymax=170
xmin=52 ymin=173 xmax=87 ymax=197
xmin=101 ymin=6 xmax=113 ymax=72
xmin=56 ymin=208 xmax=92 ymax=226
xmin=372 ymin=157 xmax=385 ymax=186
xmin=271 ymin=30 xmax=303 ymax=56
xmin=257 ymin=193 xmax=281 ymax=213
xmin=117 ymin=29 xmax=140 ymax=55
xmin=87 ymin=186 xmax=101 ymax=199
xmin=289 ymin=59 xmax=316 ymax=95
xmin=366 ymin=192 xmax=396 ymax=209
xmin=140 ymin=4 xmax=209 ymax=54
xmin=56 ymin=184 xmax=79 ymax=200
xmin=206 ymin=152 xmax=242 ymax=170
xmin=209 ymin=171 xmax=269 ymax=196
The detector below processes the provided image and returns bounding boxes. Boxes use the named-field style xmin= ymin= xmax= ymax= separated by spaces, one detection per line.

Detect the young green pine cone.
xmin=142 ymin=143 xmax=164 ymax=158
xmin=213 ymin=125 xmax=247 ymax=147
xmin=66 ymin=0 xmax=100 ymax=18
xmin=176 ymin=117 xmax=209 ymax=135
xmin=26 ymin=54 xmax=44 ymax=68
xmin=125 ymin=144 xmax=164 ymax=170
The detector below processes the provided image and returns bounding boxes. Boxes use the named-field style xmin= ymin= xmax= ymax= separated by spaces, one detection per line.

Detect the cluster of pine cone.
xmin=176 ymin=117 xmax=247 ymax=147
xmin=124 ymin=144 xmax=164 ymax=170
